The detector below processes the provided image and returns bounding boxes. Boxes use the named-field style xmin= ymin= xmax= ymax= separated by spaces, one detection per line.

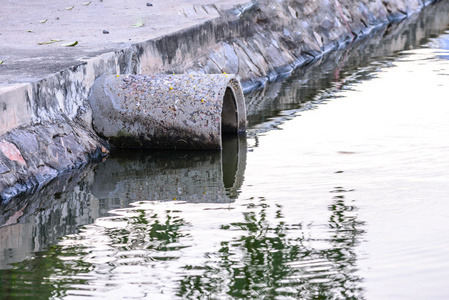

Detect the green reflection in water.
xmin=0 ymin=208 xmax=190 ymax=298
xmin=105 ymin=208 xmax=189 ymax=255
xmin=0 ymin=243 xmax=91 ymax=298
xmin=179 ymin=188 xmax=365 ymax=299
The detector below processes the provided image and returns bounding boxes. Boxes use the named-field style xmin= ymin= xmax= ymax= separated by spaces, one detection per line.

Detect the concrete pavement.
xmin=0 ymin=0 xmax=250 ymax=85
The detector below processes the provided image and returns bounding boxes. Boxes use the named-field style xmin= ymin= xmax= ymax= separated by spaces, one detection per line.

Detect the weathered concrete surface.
xmin=89 ymin=74 xmax=246 ymax=149
xmin=0 ymin=0 xmax=444 ymax=201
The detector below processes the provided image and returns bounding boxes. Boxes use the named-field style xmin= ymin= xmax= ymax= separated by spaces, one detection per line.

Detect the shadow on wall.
xmin=0 ymin=135 xmax=247 ymax=268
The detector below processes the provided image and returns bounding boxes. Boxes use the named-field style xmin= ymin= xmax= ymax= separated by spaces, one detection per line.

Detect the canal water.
xmin=1 ymin=1 xmax=449 ymax=299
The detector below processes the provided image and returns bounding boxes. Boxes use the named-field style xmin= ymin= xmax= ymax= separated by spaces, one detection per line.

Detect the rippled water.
xmin=1 ymin=1 xmax=449 ymax=299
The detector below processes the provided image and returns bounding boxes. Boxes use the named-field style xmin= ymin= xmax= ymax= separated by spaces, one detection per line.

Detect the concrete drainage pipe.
xmin=89 ymin=74 xmax=246 ymax=149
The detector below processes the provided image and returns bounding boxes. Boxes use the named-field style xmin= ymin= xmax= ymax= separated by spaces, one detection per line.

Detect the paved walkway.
xmin=0 ymin=0 xmax=250 ymax=88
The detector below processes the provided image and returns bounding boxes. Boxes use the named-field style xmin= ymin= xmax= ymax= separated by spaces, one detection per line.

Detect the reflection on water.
xmin=179 ymin=188 xmax=364 ymax=299
xmin=0 ymin=166 xmax=98 ymax=269
xmin=92 ymin=135 xmax=246 ymax=205
xmin=0 ymin=206 xmax=191 ymax=298
xmin=1 ymin=0 xmax=449 ymax=298
xmin=0 ymin=136 xmax=246 ymax=271
xmin=1 ymin=188 xmax=365 ymax=299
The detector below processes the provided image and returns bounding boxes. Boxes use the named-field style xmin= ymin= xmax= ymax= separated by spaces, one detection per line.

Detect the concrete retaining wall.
xmin=0 ymin=0 xmax=443 ymax=201
xmin=138 ymin=0 xmax=429 ymax=90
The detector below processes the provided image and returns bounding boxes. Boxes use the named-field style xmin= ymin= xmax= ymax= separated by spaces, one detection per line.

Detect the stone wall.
xmin=134 ymin=0 xmax=430 ymax=90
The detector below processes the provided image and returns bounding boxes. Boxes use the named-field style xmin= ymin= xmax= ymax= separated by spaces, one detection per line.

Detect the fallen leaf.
xmin=38 ymin=40 xmax=57 ymax=45
xmin=82 ymin=1 xmax=91 ymax=5
xmin=0 ymin=61 xmax=3 ymax=65
xmin=61 ymin=41 xmax=78 ymax=47
xmin=66 ymin=6 xmax=74 ymax=10
xmin=132 ymin=22 xmax=144 ymax=27
xmin=39 ymin=19 xmax=48 ymax=23
xmin=38 ymin=39 xmax=64 ymax=45
xmin=26 ymin=30 xmax=35 ymax=33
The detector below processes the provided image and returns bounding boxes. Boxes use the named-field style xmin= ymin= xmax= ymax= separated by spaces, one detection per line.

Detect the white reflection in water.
xmin=242 ymin=44 xmax=449 ymax=299
xmin=51 ymin=44 xmax=449 ymax=299
xmin=1 ymin=17 xmax=449 ymax=300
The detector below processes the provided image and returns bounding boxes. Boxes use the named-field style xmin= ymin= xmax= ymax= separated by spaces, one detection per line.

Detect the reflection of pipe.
xmin=0 ymin=135 xmax=248 ymax=266
xmin=222 ymin=135 xmax=247 ymax=199
xmin=89 ymin=74 xmax=246 ymax=149
xmin=90 ymin=135 xmax=247 ymax=204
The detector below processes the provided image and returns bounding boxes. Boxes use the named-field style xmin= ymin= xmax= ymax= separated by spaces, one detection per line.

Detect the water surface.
xmin=1 ymin=1 xmax=449 ymax=299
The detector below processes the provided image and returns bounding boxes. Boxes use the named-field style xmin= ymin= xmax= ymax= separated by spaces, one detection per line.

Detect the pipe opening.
xmin=221 ymin=87 xmax=238 ymax=134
